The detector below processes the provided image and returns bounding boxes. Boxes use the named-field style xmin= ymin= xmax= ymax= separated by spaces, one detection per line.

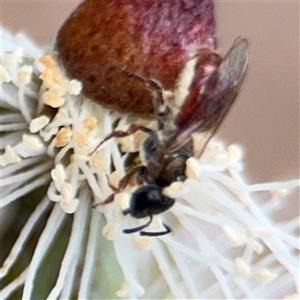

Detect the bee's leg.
xmin=106 ymin=166 xmax=141 ymax=191
xmin=122 ymin=214 xmax=153 ymax=234
xmin=108 ymin=166 xmax=143 ymax=192
xmin=144 ymin=79 xmax=165 ymax=107
xmin=105 ymin=174 xmax=118 ymax=191
xmin=90 ymin=124 xmax=153 ymax=155
xmin=122 ymin=70 xmax=167 ymax=114
xmin=93 ymin=167 xmax=142 ymax=208
xmin=118 ymin=166 xmax=142 ymax=189
xmin=136 ymin=166 xmax=151 ymax=185
xmin=140 ymin=223 xmax=172 ymax=237
xmin=92 ymin=193 xmax=115 ymax=208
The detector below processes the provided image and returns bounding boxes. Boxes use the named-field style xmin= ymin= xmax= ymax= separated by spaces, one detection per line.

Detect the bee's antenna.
xmin=123 ymin=214 xmax=153 ymax=234
xmin=140 ymin=223 xmax=171 ymax=237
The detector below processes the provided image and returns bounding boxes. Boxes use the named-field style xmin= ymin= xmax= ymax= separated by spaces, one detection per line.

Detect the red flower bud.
xmin=56 ymin=0 xmax=216 ymax=115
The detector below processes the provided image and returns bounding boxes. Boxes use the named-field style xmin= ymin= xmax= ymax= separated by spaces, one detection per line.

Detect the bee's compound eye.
xmin=129 ymin=186 xmax=175 ymax=219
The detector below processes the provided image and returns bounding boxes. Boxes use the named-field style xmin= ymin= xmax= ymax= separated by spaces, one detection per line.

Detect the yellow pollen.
xmin=74 ymin=130 xmax=88 ymax=147
xmin=39 ymin=68 xmax=68 ymax=90
xmin=54 ymin=127 xmax=72 ymax=147
xmin=83 ymin=116 xmax=98 ymax=130
xmin=39 ymin=55 xmax=56 ymax=68
xmin=42 ymin=88 xmax=66 ymax=108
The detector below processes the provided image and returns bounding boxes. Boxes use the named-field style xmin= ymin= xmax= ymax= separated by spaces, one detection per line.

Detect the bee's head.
xmin=122 ymin=185 xmax=174 ymax=236
xmin=124 ymin=185 xmax=175 ymax=219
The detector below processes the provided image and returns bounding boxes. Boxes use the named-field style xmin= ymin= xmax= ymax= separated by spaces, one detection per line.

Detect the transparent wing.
xmin=165 ymin=37 xmax=249 ymax=155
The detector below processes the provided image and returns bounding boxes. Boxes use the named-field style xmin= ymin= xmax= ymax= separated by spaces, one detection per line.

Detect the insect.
xmin=95 ymin=37 xmax=249 ymax=236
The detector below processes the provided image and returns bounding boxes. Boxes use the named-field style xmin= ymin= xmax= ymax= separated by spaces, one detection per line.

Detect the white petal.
xmin=3 ymin=145 xmax=22 ymax=164
xmin=51 ymin=164 xmax=66 ymax=184
xmin=18 ymin=65 xmax=33 ymax=85
xmin=29 ymin=116 xmax=50 ymax=133
xmin=60 ymin=198 xmax=79 ymax=214
xmin=253 ymin=269 xmax=277 ymax=282
xmin=0 ymin=65 xmax=11 ymax=83
xmin=68 ymin=79 xmax=82 ymax=95
xmin=22 ymin=134 xmax=44 ymax=151
xmin=235 ymin=257 xmax=251 ymax=277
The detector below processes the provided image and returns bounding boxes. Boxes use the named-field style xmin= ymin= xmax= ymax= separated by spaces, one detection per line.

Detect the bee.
xmin=94 ymin=37 xmax=249 ymax=237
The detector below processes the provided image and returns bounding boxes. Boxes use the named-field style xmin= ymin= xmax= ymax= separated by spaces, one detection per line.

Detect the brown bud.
xmin=55 ymin=0 xmax=216 ymax=116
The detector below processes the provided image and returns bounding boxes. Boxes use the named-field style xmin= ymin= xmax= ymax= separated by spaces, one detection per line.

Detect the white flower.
xmin=1 ymin=28 xmax=299 ymax=299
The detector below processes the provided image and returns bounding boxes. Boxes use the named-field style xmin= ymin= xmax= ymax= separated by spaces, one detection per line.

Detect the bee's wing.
xmin=166 ymin=37 xmax=249 ymax=155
